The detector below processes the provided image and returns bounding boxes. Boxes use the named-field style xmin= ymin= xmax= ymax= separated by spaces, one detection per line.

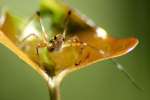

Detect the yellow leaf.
xmin=0 ymin=4 xmax=138 ymax=81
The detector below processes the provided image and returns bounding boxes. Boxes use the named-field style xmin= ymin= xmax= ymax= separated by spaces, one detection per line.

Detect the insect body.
xmin=47 ymin=34 xmax=65 ymax=52
xmin=22 ymin=10 xmax=71 ymax=55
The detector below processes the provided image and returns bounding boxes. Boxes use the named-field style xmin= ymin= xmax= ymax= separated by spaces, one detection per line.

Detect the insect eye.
xmin=54 ymin=36 xmax=57 ymax=39
xmin=36 ymin=11 xmax=41 ymax=16
xmin=68 ymin=10 xmax=72 ymax=16
xmin=49 ymin=40 xmax=53 ymax=43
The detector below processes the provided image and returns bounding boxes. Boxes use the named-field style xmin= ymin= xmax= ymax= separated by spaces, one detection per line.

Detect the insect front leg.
xmin=22 ymin=33 xmax=39 ymax=42
xmin=20 ymin=33 xmax=39 ymax=50
xmin=36 ymin=42 xmax=47 ymax=56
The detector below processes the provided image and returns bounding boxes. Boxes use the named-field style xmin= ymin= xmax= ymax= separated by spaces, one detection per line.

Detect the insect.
xmin=22 ymin=9 xmax=142 ymax=90
xmin=22 ymin=10 xmax=90 ymax=63
xmin=22 ymin=10 xmax=81 ymax=54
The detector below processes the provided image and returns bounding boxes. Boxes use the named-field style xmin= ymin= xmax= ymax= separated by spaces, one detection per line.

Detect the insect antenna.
xmin=62 ymin=10 xmax=72 ymax=38
xmin=111 ymin=59 xmax=143 ymax=91
xmin=22 ymin=14 xmax=35 ymax=29
xmin=22 ymin=11 xmax=49 ymax=43
xmin=36 ymin=11 xmax=49 ymax=43
xmin=21 ymin=15 xmax=40 ymax=43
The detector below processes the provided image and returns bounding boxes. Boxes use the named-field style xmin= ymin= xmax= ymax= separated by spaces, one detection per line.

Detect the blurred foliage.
xmin=0 ymin=0 xmax=150 ymax=100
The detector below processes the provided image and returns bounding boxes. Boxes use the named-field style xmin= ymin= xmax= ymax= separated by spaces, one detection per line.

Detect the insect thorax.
xmin=47 ymin=34 xmax=65 ymax=52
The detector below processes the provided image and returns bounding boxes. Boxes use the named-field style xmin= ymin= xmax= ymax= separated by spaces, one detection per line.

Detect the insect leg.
xmin=20 ymin=33 xmax=39 ymax=50
xmin=62 ymin=9 xmax=72 ymax=38
xmin=65 ymin=37 xmax=90 ymax=66
xmin=22 ymin=33 xmax=39 ymax=42
xmin=35 ymin=11 xmax=49 ymax=43
xmin=36 ymin=43 xmax=47 ymax=56
xmin=22 ymin=11 xmax=49 ymax=43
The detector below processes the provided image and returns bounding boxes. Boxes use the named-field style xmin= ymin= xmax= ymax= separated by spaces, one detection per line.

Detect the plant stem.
xmin=47 ymin=70 xmax=69 ymax=100
xmin=48 ymin=77 xmax=61 ymax=100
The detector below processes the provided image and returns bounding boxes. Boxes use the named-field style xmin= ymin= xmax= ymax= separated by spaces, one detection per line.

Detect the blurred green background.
xmin=0 ymin=0 xmax=149 ymax=100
